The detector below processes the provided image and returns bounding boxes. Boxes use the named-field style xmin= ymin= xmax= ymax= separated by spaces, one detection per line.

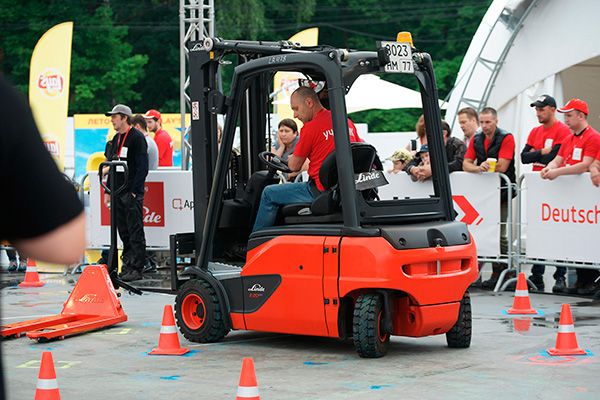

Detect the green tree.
xmin=0 ymin=0 xmax=489 ymax=126
xmin=71 ymin=5 xmax=147 ymax=113
xmin=264 ymin=0 xmax=490 ymax=131
xmin=0 ymin=1 xmax=147 ymax=114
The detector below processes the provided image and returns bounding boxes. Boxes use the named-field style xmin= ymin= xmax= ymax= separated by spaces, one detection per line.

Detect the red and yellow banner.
xmin=29 ymin=22 xmax=73 ymax=171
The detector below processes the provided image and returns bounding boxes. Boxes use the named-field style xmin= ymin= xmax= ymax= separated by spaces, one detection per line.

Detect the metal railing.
xmin=491 ymin=172 xmax=600 ymax=292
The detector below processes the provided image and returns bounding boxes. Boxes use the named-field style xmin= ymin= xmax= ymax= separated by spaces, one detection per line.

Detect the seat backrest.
xmin=319 ymin=142 xmax=378 ymax=190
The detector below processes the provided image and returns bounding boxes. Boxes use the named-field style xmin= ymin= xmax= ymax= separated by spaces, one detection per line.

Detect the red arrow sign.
xmin=452 ymin=195 xmax=482 ymax=225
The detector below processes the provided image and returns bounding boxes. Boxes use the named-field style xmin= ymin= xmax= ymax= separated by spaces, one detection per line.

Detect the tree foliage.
xmin=0 ymin=0 xmax=489 ymax=129
xmin=0 ymin=1 xmax=148 ymax=114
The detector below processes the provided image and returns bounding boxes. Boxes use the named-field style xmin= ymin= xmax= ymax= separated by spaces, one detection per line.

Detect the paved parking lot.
xmin=2 ymin=272 xmax=599 ymax=399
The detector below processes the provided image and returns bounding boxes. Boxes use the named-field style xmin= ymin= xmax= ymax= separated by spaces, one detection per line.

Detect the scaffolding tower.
xmin=179 ymin=0 xmax=215 ymax=169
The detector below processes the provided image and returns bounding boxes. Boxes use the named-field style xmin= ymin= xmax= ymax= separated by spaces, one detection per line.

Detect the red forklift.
xmin=163 ymin=34 xmax=477 ymax=357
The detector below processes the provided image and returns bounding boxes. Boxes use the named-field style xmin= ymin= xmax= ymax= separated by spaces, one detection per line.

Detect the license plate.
xmin=380 ymin=41 xmax=413 ymax=74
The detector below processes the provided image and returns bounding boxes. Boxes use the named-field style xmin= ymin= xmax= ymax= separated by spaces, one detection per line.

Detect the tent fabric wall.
xmin=447 ymin=0 xmax=600 ymax=156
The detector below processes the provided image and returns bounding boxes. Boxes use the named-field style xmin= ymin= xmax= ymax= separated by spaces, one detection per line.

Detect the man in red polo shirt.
xmin=463 ymin=107 xmax=516 ymax=290
xmin=592 ymin=150 xmax=600 ymax=300
xmin=541 ymin=98 xmax=600 ymax=180
xmin=252 ymin=86 xmax=360 ymax=232
xmin=520 ymin=94 xmax=571 ymax=292
xmin=521 ymin=95 xmax=570 ymax=172
xmin=541 ymin=98 xmax=600 ymax=296
xmin=590 ymin=150 xmax=600 ymax=187
xmin=144 ymin=109 xmax=173 ymax=167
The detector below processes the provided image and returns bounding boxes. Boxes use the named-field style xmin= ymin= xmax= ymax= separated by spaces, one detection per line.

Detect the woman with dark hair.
xmin=272 ymin=118 xmax=299 ymax=161
xmin=272 ymin=118 xmax=307 ymax=180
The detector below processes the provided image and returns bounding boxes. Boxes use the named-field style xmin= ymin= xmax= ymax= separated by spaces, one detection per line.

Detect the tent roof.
xmin=446 ymin=0 xmax=600 ymax=126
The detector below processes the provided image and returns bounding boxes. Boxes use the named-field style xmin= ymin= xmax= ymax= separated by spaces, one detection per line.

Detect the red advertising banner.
xmin=100 ymin=182 xmax=165 ymax=227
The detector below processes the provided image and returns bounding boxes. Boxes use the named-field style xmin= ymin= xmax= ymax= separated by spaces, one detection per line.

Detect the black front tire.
xmin=174 ymin=279 xmax=229 ymax=343
xmin=353 ymin=293 xmax=390 ymax=358
xmin=446 ymin=290 xmax=472 ymax=348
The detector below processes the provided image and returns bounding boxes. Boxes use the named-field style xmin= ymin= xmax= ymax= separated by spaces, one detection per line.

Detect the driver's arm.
xmin=287 ymin=154 xmax=307 ymax=172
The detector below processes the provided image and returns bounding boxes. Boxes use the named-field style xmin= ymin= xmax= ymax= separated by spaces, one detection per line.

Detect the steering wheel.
xmin=259 ymin=151 xmax=293 ymax=174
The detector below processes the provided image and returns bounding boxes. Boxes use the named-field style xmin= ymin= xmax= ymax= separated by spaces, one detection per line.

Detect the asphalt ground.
xmin=1 ymin=271 xmax=599 ymax=399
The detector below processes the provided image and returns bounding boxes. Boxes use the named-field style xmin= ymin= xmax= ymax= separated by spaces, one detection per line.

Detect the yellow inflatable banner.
xmin=28 ymin=22 xmax=73 ymax=171
xmin=273 ymin=28 xmax=319 ymax=125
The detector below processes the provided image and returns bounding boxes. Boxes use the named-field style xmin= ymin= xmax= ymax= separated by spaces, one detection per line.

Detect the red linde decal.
xmin=541 ymin=203 xmax=600 ymax=225
xmin=142 ymin=182 xmax=165 ymax=226
xmin=101 ymin=182 xmax=165 ymax=227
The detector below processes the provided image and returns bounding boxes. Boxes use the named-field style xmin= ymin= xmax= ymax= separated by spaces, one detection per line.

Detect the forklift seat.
xmin=282 ymin=143 xmax=378 ymax=224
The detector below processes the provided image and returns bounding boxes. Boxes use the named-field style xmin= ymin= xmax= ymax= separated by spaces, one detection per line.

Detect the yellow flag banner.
xmin=273 ymin=28 xmax=319 ymax=124
xmin=28 ymin=22 xmax=73 ymax=171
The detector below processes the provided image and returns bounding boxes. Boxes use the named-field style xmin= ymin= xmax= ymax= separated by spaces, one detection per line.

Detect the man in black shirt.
xmin=0 ymin=76 xmax=85 ymax=261
xmin=103 ymin=104 xmax=148 ymax=282
xmin=1 ymin=74 xmax=86 ymax=400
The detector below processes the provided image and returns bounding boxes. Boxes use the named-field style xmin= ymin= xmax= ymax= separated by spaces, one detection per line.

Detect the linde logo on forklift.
xmin=268 ymin=55 xmax=287 ymax=64
xmin=355 ymin=171 xmax=388 ymax=191
xmin=248 ymin=284 xmax=266 ymax=292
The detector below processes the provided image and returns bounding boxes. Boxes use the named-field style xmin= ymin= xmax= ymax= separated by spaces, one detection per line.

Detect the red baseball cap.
xmin=558 ymin=98 xmax=589 ymax=115
xmin=143 ymin=109 xmax=162 ymax=120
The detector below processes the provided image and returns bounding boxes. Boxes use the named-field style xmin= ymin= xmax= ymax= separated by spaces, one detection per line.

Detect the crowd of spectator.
xmin=387 ymin=96 xmax=600 ymax=297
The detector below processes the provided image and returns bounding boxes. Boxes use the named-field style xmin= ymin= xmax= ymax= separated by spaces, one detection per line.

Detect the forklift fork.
xmin=1 ymin=265 xmax=127 ymax=341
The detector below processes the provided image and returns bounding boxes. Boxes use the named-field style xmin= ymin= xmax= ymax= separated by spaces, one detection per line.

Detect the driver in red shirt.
xmin=252 ymin=87 xmax=360 ymax=232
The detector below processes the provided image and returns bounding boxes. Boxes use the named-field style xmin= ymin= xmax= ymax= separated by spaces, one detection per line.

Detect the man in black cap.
xmin=520 ymin=94 xmax=571 ymax=292
xmin=104 ymin=104 xmax=148 ymax=282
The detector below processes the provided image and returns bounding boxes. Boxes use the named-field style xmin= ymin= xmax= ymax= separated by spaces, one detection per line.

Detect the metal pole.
xmin=493 ymin=173 xmax=515 ymax=292
xmin=179 ymin=0 xmax=187 ymax=170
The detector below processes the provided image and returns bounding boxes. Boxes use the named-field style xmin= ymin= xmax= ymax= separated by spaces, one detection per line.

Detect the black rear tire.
xmin=353 ymin=293 xmax=389 ymax=358
xmin=446 ymin=290 xmax=472 ymax=348
xmin=174 ymin=279 xmax=229 ymax=343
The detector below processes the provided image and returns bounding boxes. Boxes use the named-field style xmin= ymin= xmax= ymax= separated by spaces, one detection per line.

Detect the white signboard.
xmin=524 ymin=173 xmax=600 ymax=263
xmin=378 ymin=172 xmax=501 ymax=257
xmin=88 ymin=170 xmax=195 ymax=248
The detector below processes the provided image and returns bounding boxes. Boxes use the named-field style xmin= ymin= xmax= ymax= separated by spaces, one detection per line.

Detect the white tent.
xmin=345 ymin=74 xmax=446 ymax=113
xmin=445 ymin=0 xmax=600 ymax=171
xmin=274 ymin=74 xmax=445 ymax=113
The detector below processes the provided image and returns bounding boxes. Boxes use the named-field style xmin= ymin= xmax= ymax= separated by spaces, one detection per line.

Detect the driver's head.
xmin=291 ymin=86 xmax=323 ymax=124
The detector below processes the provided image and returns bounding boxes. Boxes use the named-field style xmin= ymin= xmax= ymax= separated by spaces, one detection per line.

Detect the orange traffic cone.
xmin=19 ymin=259 xmax=45 ymax=288
xmin=507 ymin=272 xmax=537 ymax=314
xmin=236 ymin=358 xmax=260 ymax=400
xmin=35 ymin=351 xmax=60 ymax=400
xmin=547 ymin=304 xmax=587 ymax=356
xmin=149 ymin=305 xmax=189 ymax=356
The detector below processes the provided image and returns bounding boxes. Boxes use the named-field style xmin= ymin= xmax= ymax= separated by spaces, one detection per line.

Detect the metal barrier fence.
xmin=501 ymin=173 xmax=600 ymax=292
xmin=5 ymin=171 xmax=598 ymax=289
xmin=486 ymin=173 xmax=515 ymax=292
